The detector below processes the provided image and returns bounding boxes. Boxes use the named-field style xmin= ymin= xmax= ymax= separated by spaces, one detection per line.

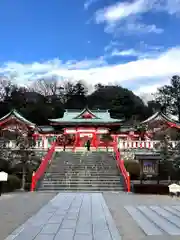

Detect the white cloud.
xmin=95 ymin=0 xmax=146 ymax=23
xmin=134 ymin=77 xmax=173 ymax=102
xmin=104 ymin=21 xmax=163 ymax=35
xmin=111 ymin=47 xmax=162 ymax=59
xmin=1 ymin=46 xmax=180 ymax=96
xmin=95 ymin=0 xmax=180 ymax=23
xmin=104 ymin=41 xmax=125 ymax=53
xmin=124 ymin=22 xmax=163 ymax=34
xmin=94 ymin=0 xmax=180 ymax=35
xmin=84 ymin=0 xmax=99 ymax=10
xmin=112 ymin=48 xmax=139 ymax=57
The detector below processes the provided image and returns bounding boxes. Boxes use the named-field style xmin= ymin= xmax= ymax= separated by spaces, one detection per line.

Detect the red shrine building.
xmin=49 ymin=108 xmax=122 ymax=148
xmin=0 ymin=108 xmax=180 ymax=150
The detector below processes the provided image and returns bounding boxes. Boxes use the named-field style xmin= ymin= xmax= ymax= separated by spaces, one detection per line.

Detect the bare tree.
xmin=12 ymin=132 xmax=39 ymax=190
xmin=31 ymin=76 xmax=63 ymax=96
xmin=0 ymin=129 xmax=40 ymax=190
xmin=0 ymin=76 xmax=17 ymax=101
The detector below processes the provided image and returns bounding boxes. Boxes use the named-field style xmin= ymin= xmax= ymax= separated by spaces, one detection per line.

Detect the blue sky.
xmin=0 ymin=0 xmax=180 ymax=101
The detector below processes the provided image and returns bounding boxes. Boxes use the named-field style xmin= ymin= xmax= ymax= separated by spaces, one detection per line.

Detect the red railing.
xmin=114 ymin=146 xmax=130 ymax=192
xmin=31 ymin=142 xmax=56 ymax=192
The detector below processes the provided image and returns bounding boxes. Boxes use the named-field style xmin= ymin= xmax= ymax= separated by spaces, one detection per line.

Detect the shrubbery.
xmin=124 ymin=160 xmax=140 ymax=180
xmin=133 ymin=184 xmax=169 ymax=194
xmin=2 ymin=175 xmax=21 ymax=193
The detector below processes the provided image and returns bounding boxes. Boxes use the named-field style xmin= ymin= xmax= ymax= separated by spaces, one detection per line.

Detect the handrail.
xmin=114 ymin=146 xmax=130 ymax=192
xmin=31 ymin=141 xmax=56 ymax=192
xmin=118 ymin=140 xmax=180 ymax=149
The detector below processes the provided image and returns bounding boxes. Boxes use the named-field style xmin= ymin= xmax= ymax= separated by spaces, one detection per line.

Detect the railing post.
xmin=30 ymin=171 xmax=35 ymax=192
xmin=127 ymin=172 xmax=130 ymax=192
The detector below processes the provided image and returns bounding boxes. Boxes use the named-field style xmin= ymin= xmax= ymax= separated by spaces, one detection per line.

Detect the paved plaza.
xmin=2 ymin=192 xmax=180 ymax=240
xmin=5 ymin=193 xmax=120 ymax=240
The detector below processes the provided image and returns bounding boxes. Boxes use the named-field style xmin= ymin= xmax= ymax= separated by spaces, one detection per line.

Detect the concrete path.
xmin=4 ymin=192 xmax=180 ymax=240
xmin=104 ymin=192 xmax=180 ymax=240
xmin=5 ymin=193 xmax=121 ymax=240
xmin=0 ymin=192 xmax=56 ymax=240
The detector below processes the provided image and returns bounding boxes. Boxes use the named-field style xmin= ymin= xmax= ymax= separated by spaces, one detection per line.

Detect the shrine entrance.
xmin=64 ymin=127 xmax=111 ymax=149
xmin=76 ymin=132 xmax=96 ymax=147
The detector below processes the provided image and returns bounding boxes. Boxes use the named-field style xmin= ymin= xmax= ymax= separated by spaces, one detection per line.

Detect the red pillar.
xmin=76 ymin=132 xmax=79 ymax=147
xmin=92 ymin=131 xmax=97 ymax=148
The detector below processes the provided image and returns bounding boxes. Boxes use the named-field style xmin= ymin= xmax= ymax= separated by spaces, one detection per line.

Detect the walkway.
xmin=4 ymin=192 xmax=180 ymax=240
xmin=104 ymin=192 xmax=180 ymax=240
xmin=5 ymin=193 xmax=121 ymax=240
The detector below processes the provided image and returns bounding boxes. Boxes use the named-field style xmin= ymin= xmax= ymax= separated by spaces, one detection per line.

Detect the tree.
xmin=0 ymin=75 xmax=154 ymax=126
xmin=31 ymin=76 xmax=63 ymax=97
xmin=155 ymin=75 xmax=180 ymax=121
xmin=135 ymin=125 xmax=147 ymax=140
xmin=0 ymin=129 xmax=40 ymax=190
xmin=0 ymin=77 xmax=16 ymax=101
xmin=154 ymin=135 xmax=175 ymax=181
xmin=0 ymin=131 xmax=12 ymax=172
xmin=147 ymin=100 xmax=161 ymax=114
xmin=64 ymin=81 xmax=88 ymax=109
xmin=88 ymin=85 xmax=148 ymax=120
xmin=13 ymin=131 xmax=40 ymax=190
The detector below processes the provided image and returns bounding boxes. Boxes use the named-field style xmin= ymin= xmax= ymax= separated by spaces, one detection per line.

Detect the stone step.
xmin=51 ymin=161 xmax=116 ymax=164
xmin=42 ymin=185 xmax=122 ymax=189
xmin=42 ymin=178 xmax=121 ymax=182
xmin=46 ymin=170 xmax=119 ymax=174
xmin=44 ymin=171 xmax=119 ymax=175
xmin=42 ymin=183 xmax=121 ymax=187
xmin=42 ymin=181 xmax=121 ymax=185
xmin=43 ymin=179 xmax=120 ymax=183
xmin=37 ymin=152 xmax=124 ymax=192
xmin=43 ymin=180 xmax=121 ymax=183
xmin=38 ymin=189 xmax=123 ymax=192
xmin=50 ymin=163 xmax=117 ymax=168
xmin=38 ymin=187 xmax=124 ymax=191
xmin=47 ymin=167 xmax=118 ymax=170
xmin=44 ymin=173 xmax=119 ymax=177
xmin=48 ymin=169 xmax=118 ymax=173
xmin=43 ymin=177 xmax=120 ymax=181
xmin=49 ymin=169 xmax=118 ymax=172
xmin=44 ymin=173 xmax=119 ymax=176
xmin=50 ymin=161 xmax=116 ymax=164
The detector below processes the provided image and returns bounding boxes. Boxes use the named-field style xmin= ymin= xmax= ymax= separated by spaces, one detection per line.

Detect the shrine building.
xmin=0 ymin=108 xmax=180 ymax=150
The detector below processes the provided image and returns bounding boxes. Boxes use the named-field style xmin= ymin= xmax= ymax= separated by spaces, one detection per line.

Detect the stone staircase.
xmin=38 ymin=151 xmax=124 ymax=192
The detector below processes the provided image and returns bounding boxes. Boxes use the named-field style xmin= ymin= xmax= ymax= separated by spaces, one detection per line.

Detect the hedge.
xmin=124 ymin=160 xmax=140 ymax=180
xmin=2 ymin=175 xmax=21 ymax=193
xmin=133 ymin=184 xmax=169 ymax=194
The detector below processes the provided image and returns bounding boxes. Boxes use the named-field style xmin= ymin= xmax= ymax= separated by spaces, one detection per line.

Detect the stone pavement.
xmin=4 ymin=192 xmax=180 ymax=240
xmin=0 ymin=192 xmax=56 ymax=240
xmin=5 ymin=193 xmax=121 ymax=240
xmin=125 ymin=205 xmax=180 ymax=235
xmin=104 ymin=192 xmax=180 ymax=240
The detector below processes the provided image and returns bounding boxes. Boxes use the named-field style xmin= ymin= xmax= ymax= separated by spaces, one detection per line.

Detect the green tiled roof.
xmin=38 ymin=126 xmax=55 ymax=132
xmin=0 ymin=109 xmax=36 ymax=127
xmin=49 ymin=108 xmax=122 ymax=123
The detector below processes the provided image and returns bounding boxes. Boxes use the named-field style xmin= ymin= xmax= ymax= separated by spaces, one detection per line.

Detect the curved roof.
xmin=49 ymin=107 xmax=122 ymax=124
xmin=141 ymin=111 xmax=180 ymax=128
xmin=0 ymin=109 xmax=36 ymax=128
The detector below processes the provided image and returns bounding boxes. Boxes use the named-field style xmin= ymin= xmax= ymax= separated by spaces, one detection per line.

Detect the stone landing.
xmin=5 ymin=193 xmax=121 ymax=240
xmin=125 ymin=205 xmax=180 ymax=235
